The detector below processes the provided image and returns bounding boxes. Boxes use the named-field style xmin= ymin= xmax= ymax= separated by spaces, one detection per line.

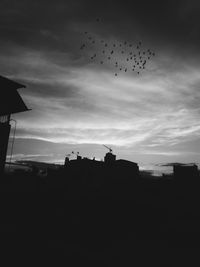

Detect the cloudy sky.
xmin=2 ymin=0 xmax=200 ymax=169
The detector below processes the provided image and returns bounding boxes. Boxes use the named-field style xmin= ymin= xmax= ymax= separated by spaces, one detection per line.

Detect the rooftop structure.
xmin=0 ymin=75 xmax=28 ymax=175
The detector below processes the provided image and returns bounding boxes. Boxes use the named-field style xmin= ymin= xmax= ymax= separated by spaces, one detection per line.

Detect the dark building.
xmin=173 ymin=164 xmax=199 ymax=182
xmin=104 ymin=152 xmax=116 ymax=164
xmin=0 ymin=75 xmax=28 ymax=175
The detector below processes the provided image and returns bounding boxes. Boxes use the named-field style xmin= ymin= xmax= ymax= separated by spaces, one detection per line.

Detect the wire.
xmin=9 ymin=119 xmax=17 ymax=171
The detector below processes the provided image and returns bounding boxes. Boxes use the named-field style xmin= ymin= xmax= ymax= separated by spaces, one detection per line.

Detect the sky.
xmin=2 ymin=0 xmax=200 ymax=170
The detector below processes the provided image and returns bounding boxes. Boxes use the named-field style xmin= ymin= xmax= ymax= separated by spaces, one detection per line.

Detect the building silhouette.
xmin=104 ymin=151 xmax=116 ymax=164
xmin=173 ymin=164 xmax=199 ymax=179
xmin=0 ymin=75 xmax=28 ymax=175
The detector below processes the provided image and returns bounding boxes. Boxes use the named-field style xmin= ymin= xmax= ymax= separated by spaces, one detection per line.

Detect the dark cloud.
xmin=1 ymin=0 xmax=200 ymax=54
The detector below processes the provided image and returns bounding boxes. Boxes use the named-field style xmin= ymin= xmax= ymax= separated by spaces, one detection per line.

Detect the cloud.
xmin=1 ymin=1 xmax=200 ymax=164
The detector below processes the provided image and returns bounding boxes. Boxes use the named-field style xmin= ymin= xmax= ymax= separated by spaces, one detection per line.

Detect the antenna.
xmin=103 ymin=145 xmax=113 ymax=153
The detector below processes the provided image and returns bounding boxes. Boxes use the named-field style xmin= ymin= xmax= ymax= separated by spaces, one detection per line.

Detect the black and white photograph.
xmin=0 ymin=0 xmax=200 ymax=265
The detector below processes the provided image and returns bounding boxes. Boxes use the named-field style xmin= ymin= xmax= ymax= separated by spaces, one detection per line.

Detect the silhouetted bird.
xmin=80 ymin=44 xmax=85 ymax=50
xmin=115 ymin=73 xmax=118 ymax=76
xmin=111 ymin=50 xmax=114 ymax=54
xmin=125 ymin=68 xmax=127 ymax=72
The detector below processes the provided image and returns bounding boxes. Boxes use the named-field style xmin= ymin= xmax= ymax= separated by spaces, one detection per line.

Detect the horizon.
xmin=1 ymin=1 xmax=200 ymax=167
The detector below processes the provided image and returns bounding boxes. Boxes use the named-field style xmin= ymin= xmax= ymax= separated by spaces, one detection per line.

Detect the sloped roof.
xmin=0 ymin=75 xmax=28 ymax=115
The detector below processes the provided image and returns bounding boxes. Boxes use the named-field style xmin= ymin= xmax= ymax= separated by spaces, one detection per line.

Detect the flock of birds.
xmin=79 ymin=19 xmax=156 ymax=77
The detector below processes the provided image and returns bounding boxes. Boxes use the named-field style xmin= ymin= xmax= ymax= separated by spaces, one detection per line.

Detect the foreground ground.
xmin=0 ymin=170 xmax=200 ymax=266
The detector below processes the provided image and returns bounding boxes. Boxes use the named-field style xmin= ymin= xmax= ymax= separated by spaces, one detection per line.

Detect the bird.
xmin=125 ymin=68 xmax=127 ymax=72
xmin=80 ymin=44 xmax=85 ymax=50
xmin=115 ymin=73 xmax=118 ymax=76
xmin=111 ymin=50 xmax=114 ymax=54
